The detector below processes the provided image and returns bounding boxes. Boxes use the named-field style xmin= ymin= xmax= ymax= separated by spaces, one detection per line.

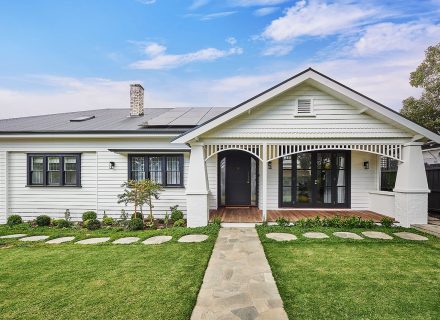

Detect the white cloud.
xmin=226 ymin=37 xmax=237 ymax=45
xmin=232 ymin=0 xmax=289 ymax=6
xmin=263 ymin=0 xmax=379 ymax=41
xmin=262 ymin=44 xmax=293 ymax=56
xmin=353 ymin=22 xmax=440 ymax=56
xmin=137 ymin=0 xmax=156 ymax=4
xmin=130 ymin=42 xmax=243 ymax=70
xmin=143 ymin=42 xmax=167 ymax=56
xmin=189 ymin=0 xmax=210 ymax=10
xmin=254 ymin=7 xmax=279 ymax=16
xmin=200 ymin=11 xmax=237 ymax=20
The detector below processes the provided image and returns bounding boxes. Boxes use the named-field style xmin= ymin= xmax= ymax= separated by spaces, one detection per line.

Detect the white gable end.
xmin=202 ymin=84 xmax=413 ymax=140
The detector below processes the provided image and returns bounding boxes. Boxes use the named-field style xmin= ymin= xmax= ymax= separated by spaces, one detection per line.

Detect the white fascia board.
xmin=172 ymin=71 xmax=311 ymax=144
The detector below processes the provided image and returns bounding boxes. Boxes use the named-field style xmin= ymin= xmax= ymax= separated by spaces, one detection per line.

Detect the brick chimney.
xmin=130 ymin=84 xmax=144 ymax=116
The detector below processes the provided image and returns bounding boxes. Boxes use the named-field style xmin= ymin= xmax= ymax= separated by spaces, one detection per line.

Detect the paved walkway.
xmin=191 ymin=228 xmax=288 ymax=320
xmin=413 ymin=224 xmax=440 ymax=238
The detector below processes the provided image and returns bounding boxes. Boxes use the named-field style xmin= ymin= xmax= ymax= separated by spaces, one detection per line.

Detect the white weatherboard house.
xmin=0 ymin=68 xmax=439 ymax=227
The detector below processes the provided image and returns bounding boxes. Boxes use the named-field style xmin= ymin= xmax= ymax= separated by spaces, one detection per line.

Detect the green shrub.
xmin=36 ymin=215 xmax=51 ymax=227
xmin=7 ymin=215 xmax=22 ymax=226
xmin=128 ymin=217 xmax=144 ymax=231
xmin=102 ymin=217 xmax=115 ymax=226
xmin=82 ymin=211 xmax=97 ymax=222
xmin=276 ymin=217 xmax=290 ymax=227
xmin=84 ymin=218 xmax=101 ymax=230
xmin=170 ymin=205 xmax=184 ymax=222
xmin=131 ymin=212 xmax=144 ymax=220
xmin=381 ymin=217 xmax=394 ymax=228
xmin=173 ymin=219 xmax=185 ymax=228
xmin=53 ymin=219 xmax=72 ymax=228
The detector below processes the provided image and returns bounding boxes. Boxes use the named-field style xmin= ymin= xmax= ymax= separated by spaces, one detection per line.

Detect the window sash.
xmin=129 ymin=155 xmax=183 ymax=187
xmin=27 ymin=154 xmax=81 ymax=187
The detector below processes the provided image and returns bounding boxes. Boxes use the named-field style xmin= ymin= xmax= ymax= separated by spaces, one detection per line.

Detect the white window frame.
xmin=294 ymin=97 xmax=316 ymax=117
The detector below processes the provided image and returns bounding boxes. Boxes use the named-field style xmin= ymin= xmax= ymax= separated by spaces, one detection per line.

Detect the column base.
xmin=186 ymin=193 xmax=209 ymax=227
xmin=394 ymin=192 xmax=428 ymax=227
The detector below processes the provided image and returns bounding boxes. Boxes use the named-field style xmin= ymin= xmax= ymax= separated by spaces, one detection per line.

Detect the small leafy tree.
xmin=401 ymin=42 xmax=440 ymax=134
xmin=117 ymin=179 xmax=163 ymax=221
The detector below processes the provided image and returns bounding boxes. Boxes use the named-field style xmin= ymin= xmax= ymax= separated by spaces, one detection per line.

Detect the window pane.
xmin=131 ymin=157 xmax=145 ymax=181
xmin=297 ymin=153 xmax=311 ymax=169
xmin=166 ymin=156 xmax=181 ymax=185
xmin=337 ymin=187 xmax=346 ymax=203
xmin=149 ymin=157 xmax=163 ymax=184
xmin=47 ymin=157 xmax=61 ymax=185
xmin=31 ymin=157 xmax=44 ymax=184
xmin=283 ymin=187 xmax=292 ymax=204
xmin=64 ymin=157 xmax=77 ymax=185
xmin=297 ymin=168 xmax=311 ymax=203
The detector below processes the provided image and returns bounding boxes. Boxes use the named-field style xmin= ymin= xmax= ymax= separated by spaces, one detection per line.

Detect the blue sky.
xmin=0 ymin=0 xmax=439 ymax=118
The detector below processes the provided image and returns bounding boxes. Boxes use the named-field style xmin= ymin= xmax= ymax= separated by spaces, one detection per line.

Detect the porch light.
xmin=109 ymin=161 xmax=115 ymax=169
xmin=363 ymin=161 xmax=369 ymax=169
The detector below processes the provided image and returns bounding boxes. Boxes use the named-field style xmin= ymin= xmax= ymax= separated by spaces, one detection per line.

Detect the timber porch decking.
xmin=209 ymin=207 xmax=392 ymax=223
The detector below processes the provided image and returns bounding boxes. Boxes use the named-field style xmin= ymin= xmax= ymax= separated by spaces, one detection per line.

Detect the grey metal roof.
xmin=0 ymin=107 xmax=230 ymax=134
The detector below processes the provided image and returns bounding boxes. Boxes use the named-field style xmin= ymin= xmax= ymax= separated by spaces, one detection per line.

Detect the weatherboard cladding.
xmin=0 ymin=107 xmax=229 ymax=133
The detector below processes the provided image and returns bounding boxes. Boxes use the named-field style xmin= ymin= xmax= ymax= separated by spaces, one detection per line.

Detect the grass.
xmin=0 ymin=224 xmax=219 ymax=320
xmin=257 ymin=225 xmax=440 ymax=320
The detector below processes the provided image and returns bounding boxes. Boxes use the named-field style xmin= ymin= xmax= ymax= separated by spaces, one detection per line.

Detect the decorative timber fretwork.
xmin=204 ymin=143 xmax=403 ymax=162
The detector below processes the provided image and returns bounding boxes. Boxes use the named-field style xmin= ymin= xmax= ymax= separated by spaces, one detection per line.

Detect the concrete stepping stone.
xmin=178 ymin=234 xmax=209 ymax=243
xmin=46 ymin=236 xmax=75 ymax=244
xmin=76 ymin=237 xmax=111 ymax=245
xmin=394 ymin=232 xmax=428 ymax=241
xmin=266 ymin=233 xmax=297 ymax=241
xmin=362 ymin=231 xmax=393 ymax=240
xmin=142 ymin=236 xmax=172 ymax=245
xmin=19 ymin=235 xmax=50 ymax=242
xmin=333 ymin=232 xmax=363 ymax=240
xmin=113 ymin=237 xmax=140 ymax=244
xmin=303 ymin=232 xmax=329 ymax=239
xmin=0 ymin=234 xmax=27 ymax=239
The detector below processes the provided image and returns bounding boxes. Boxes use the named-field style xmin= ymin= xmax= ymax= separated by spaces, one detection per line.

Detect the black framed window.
xmin=128 ymin=154 xmax=184 ymax=187
xmin=27 ymin=154 xmax=81 ymax=187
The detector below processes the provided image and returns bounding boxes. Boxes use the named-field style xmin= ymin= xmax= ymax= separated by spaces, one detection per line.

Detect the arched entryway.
xmin=217 ymin=150 xmax=259 ymax=207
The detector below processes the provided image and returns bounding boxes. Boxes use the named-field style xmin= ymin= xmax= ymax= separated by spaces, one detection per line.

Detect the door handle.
xmin=314 ymin=179 xmax=318 ymax=185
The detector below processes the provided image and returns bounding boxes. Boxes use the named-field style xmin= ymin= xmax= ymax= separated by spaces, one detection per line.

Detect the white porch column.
xmin=186 ymin=142 xmax=209 ymax=227
xmin=262 ymin=143 xmax=268 ymax=221
xmin=393 ymin=142 xmax=429 ymax=227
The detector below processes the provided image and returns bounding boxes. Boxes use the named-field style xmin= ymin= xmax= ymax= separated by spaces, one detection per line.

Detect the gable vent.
xmin=297 ymin=99 xmax=312 ymax=114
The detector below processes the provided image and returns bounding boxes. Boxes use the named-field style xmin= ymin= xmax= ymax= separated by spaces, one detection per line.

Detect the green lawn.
xmin=257 ymin=225 xmax=440 ymax=320
xmin=0 ymin=224 xmax=219 ymax=320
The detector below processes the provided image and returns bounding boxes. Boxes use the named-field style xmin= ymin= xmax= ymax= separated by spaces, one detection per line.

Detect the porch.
xmin=209 ymin=207 xmax=393 ymax=223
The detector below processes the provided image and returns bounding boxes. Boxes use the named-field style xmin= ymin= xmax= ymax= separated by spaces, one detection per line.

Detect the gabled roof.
xmin=0 ymin=107 xmax=229 ymax=135
xmin=172 ymin=68 xmax=440 ymax=144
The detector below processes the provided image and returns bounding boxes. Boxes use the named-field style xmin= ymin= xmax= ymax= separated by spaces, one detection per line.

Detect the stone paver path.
xmin=113 ymin=237 xmax=140 ymax=244
xmin=0 ymin=234 xmax=27 ymax=239
xmin=191 ymin=228 xmax=288 ymax=320
xmin=19 ymin=235 xmax=50 ymax=242
xmin=303 ymin=232 xmax=329 ymax=239
xmin=362 ymin=231 xmax=393 ymax=240
xmin=76 ymin=237 xmax=111 ymax=245
xmin=266 ymin=232 xmax=297 ymax=241
xmin=46 ymin=236 xmax=75 ymax=244
xmin=178 ymin=234 xmax=208 ymax=243
xmin=394 ymin=232 xmax=428 ymax=241
xmin=333 ymin=232 xmax=363 ymax=240
xmin=142 ymin=235 xmax=172 ymax=245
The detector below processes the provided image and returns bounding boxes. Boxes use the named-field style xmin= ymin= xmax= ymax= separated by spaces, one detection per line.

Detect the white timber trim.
xmin=204 ymin=142 xmax=403 ymax=162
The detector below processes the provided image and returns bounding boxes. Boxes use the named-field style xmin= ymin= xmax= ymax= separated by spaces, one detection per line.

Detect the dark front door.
xmin=226 ymin=152 xmax=251 ymax=205
xmin=219 ymin=151 xmax=258 ymax=207
xmin=279 ymin=151 xmax=350 ymax=208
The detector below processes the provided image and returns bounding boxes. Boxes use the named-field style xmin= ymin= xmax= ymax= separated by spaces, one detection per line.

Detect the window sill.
xmin=26 ymin=185 xmax=82 ymax=188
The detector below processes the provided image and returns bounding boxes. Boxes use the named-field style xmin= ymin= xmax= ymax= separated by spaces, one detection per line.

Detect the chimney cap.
xmin=130 ymin=83 xmax=144 ymax=89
